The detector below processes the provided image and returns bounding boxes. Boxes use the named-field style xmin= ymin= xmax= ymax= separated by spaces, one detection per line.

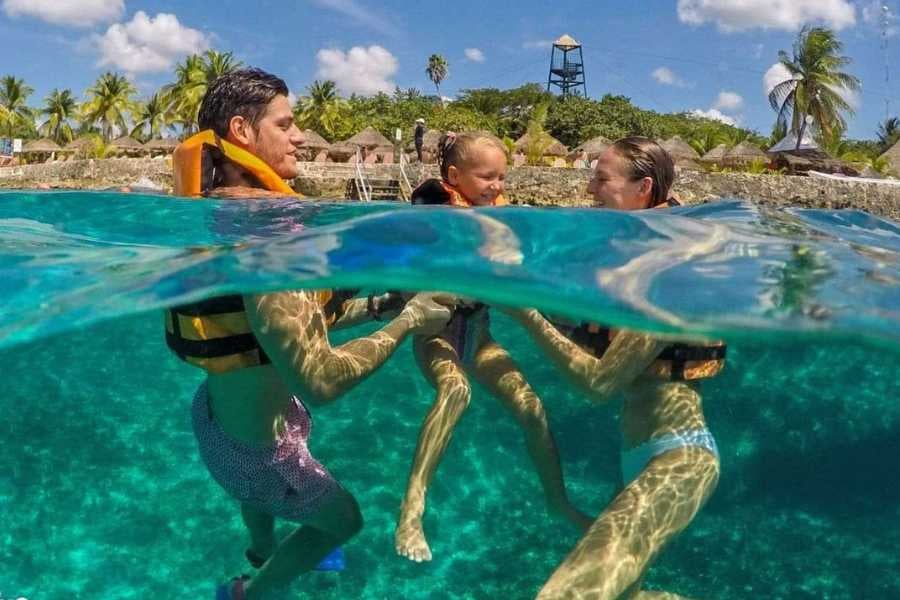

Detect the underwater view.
xmin=2 ymin=191 xmax=899 ymax=600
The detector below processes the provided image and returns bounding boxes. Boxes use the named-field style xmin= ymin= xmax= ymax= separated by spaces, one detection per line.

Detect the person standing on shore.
xmin=414 ymin=118 xmax=426 ymax=163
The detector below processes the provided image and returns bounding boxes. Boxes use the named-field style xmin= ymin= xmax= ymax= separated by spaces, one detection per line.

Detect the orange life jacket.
xmin=411 ymin=179 xmax=508 ymax=207
xmin=172 ymin=129 xmax=298 ymax=197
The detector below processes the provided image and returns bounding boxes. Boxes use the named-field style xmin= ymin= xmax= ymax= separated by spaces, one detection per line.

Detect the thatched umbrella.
xmin=23 ymin=138 xmax=62 ymax=153
xmin=143 ymin=138 xmax=179 ymax=152
xmin=110 ymin=136 xmax=145 ymax=155
xmin=879 ymin=138 xmax=900 ymax=177
xmin=571 ymin=135 xmax=611 ymax=160
xmin=724 ymin=141 xmax=767 ymax=166
xmin=346 ymin=126 xmax=392 ymax=148
xmin=700 ymin=144 xmax=729 ymax=163
xmin=327 ymin=142 xmax=358 ymax=162
xmin=661 ymin=136 xmax=701 ymax=162
xmin=515 ymin=133 xmax=569 ymax=157
xmin=299 ymin=129 xmax=329 ymax=149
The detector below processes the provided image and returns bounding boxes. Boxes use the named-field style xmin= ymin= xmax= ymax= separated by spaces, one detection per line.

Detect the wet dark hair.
xmin=609 ymin=136 xmax=675 ymax=208
xmin=438 ymin=131 xmax=507 ymax=181
xmin=198 ymin=68 xmax=289 ymax=138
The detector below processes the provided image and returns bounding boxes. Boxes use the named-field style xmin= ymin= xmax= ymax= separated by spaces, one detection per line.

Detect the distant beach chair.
xmin=590 ymin=159 xmax=599 ymax=169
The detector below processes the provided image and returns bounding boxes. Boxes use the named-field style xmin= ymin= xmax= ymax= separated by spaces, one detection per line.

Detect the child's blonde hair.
xmin=438 ymin=131 xmax=507 ymax=181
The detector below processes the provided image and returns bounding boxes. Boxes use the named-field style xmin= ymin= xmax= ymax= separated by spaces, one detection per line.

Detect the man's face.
xmin=244 ymin=94 xmax=304 ymax=179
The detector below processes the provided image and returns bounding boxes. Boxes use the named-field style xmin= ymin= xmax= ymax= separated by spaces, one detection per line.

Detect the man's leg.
xmin=241 ymin=503 xmax=277 ymax=565
xmin=471 ymin=337 xmax=592 ymax=531
xmin=243 ymin=486 xmax=363 ymax=600
xmin=395 ymin=335 xmax=471 ymax=562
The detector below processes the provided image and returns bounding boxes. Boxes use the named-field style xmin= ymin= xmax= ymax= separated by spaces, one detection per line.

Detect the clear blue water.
xmin=1 ymin=191 xmax=899 ymax=599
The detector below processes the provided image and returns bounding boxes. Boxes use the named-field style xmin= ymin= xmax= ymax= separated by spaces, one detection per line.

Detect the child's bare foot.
xmin=395 ymin=505 xmax=432 ymax=562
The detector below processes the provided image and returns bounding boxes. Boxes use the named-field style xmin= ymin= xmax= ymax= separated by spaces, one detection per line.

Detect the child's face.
xmin=448 ymin=145 xmax=507 ymax=205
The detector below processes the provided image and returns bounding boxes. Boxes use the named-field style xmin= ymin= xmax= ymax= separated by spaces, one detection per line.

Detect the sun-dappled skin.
xmin=394 ymin=324 xmax=591 ymax=563
xmin=510 ymin=309 xmax=719 ymax=599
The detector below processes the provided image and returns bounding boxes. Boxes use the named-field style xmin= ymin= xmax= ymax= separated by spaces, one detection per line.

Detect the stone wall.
xmin=3 ymin=158 xmax=899 ymax=221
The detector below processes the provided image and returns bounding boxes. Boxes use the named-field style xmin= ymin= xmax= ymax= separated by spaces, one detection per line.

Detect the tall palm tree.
xmin=877 ymin=116 xmax=900 ymax=152
xmin=130 ymin=93 xmax=169 ymax=141
xmin=81 ymin=72 xmax=138 ymax=141
xmin=38 ymin=88 xmax=77 ymax=145
xmin=0 ymin=76 xmax=34 ymax=137
xmin=294 ymin=80 xmax=348 ymax=140
xmin=768 ymin=27 xmax=860 ymax=150
xmin=165 ymin=50 xmax=242 ymax=134
xmin=426 ymin=54 xmax=449 ymax=101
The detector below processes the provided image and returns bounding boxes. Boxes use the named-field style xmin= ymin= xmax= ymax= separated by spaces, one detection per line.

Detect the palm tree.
xmin=165 ymin=51 xmax=242 ymax=134
xmin=130 ymin=93 xmax=169 ymax=141
xmin=426 ymin=54 xmax=449 ymax=101
xmin=768 ymin=26 xmax=860 ymax=151
xmin=294 ymin=80 xmax=348 ymax=140
xmin=38 ymin=88 xmax=77 ymax=145
xmin=0 ymin=76 xmax=34 ymax=137
xmin=876 ymin=116 xmax=900 ymax=152
xmin=81 ymin=72 xmax=138 ymax=141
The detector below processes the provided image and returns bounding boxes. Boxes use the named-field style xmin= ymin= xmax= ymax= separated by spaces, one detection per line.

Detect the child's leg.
xmin=243 ymin=486 xmax=363 ymax=600
xmin=241 ymin=503 xmax=277 ymax=564
xmin=395 ymin=335 xmax=471 ymax=562
xmin=536 ymin=446 xmax=719 ymax=600
xmin=470 ymin=336 xmax=592 ymax=531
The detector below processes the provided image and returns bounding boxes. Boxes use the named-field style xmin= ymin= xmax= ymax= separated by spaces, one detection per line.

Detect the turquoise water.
xmin=1 ymin=191 xmax=899 ymax=599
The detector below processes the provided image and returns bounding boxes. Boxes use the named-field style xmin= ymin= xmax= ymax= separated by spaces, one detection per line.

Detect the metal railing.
xmin=398 ymin=151 xmax=413 ymax=201
xmin=353 ymin=147 xmax=371 ymax=202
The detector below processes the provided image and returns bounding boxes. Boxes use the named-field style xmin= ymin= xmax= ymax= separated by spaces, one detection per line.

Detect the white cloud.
xmin=652 ymin=66 xmax=689 ymax=87
xmin=2 ymin=0 xmax=123 ymax=28
xmin=93 ymin=12 xmax=210 ymax=75
xmin=310 ymin=0 xmax=395 ymax=36
xmin=713 ymin=91 xmax=744 ymax=111
xmin=316 ymin=45 xmax=398 ymax=95
xmin=690 ymin=108 xmax=738 ymax=126
xmin=464 ymin=48 xmax=485 ymax=62
xmin=764 ymin=62 xmax=794 ymax=95
xmin=677 ymin=0 xmax=857 ymax=32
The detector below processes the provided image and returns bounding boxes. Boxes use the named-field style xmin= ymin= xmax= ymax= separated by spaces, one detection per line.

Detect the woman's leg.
xmin=536 ymin=445 xmax=719 ymax=600
xmin=471 ymin=337 xmax=592 ymax=531
xmin=395 ymin=335 xmax=471 ymax=562
xmin=243 ymin=486 xmax=363 ymax=600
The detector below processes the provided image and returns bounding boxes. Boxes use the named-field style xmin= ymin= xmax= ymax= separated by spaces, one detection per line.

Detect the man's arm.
xmin=511 ymin=308 xmax=665 ymax=402
xmin=245 ymin=291 xmax=449 ymax=405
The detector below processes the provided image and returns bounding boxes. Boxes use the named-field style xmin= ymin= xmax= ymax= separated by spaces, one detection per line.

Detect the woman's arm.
xmin=511 ymin=308 xmax=665 ymax=402
xmin=245 ymin=291 xmax=451 ymax=405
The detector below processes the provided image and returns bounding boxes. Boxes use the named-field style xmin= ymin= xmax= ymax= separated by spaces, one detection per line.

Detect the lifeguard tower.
xmin=547 ymin=34 xmax=586 ymax=98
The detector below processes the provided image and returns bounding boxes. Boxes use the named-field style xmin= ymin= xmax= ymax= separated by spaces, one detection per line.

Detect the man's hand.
xmin=403 ymin=293 xmax=454 ymax=336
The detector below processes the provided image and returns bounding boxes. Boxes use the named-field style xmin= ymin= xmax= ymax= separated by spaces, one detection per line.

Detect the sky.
xmin=0 ymin=0 xmax=897 ymax=140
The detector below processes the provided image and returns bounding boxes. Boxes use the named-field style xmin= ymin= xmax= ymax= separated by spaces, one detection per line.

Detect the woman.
xmin=511 ymin=137 xmax=724 ymax=600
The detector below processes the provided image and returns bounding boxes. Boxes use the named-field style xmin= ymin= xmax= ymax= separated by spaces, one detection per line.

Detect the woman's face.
xmin=448 ymin=145 xmax=507 ymax=206
xmin=587 ymin=148 xmax=652 ymax=211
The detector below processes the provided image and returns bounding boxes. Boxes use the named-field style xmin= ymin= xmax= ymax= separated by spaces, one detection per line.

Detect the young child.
xmin=395 ymin=132 xmax=591 ymax=563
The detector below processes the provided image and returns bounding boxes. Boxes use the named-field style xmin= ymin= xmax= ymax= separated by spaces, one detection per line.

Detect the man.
xmin=167 ymin=69 xmax=452 ymax=600
xmin=414 ymin=117 xmax=426 ymax=163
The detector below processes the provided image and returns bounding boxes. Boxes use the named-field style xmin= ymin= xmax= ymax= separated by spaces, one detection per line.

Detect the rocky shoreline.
xmin=2 ymin=157 xmax=899 ymax=221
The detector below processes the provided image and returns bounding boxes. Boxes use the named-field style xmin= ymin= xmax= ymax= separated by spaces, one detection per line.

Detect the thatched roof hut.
xmin=143 ymin=138 xmax=179 ymax=152
xmin=110 ymin=136 xmax=145 ymax=155
xmin=23 ymin=138 xmax=62 ymax=153
xmin=299 ymin=129 xmax=329 ymax=149
xmin=571 ymin=135 xmax=611 ymax=160
xmin=514 ymin=133 xmax=569 ymax=157
xmin=660 ymin=136 xmax=700 ymax=162
xmin=701 ymin=144 xmax=729 ymax=163
xmin=327 ymin=142 xmax=358 ymax=162
xmin=724 ymin=141 xmax=767 ymax=166
xmin=346 ymin=127 xmax=392 ymax=148
xmin=879 ymin=139 xmax=900 ymax=177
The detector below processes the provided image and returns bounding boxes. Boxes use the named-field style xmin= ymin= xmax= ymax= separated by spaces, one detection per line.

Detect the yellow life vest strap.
xmin=173 ymin=129 xmax=297 ymax=197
